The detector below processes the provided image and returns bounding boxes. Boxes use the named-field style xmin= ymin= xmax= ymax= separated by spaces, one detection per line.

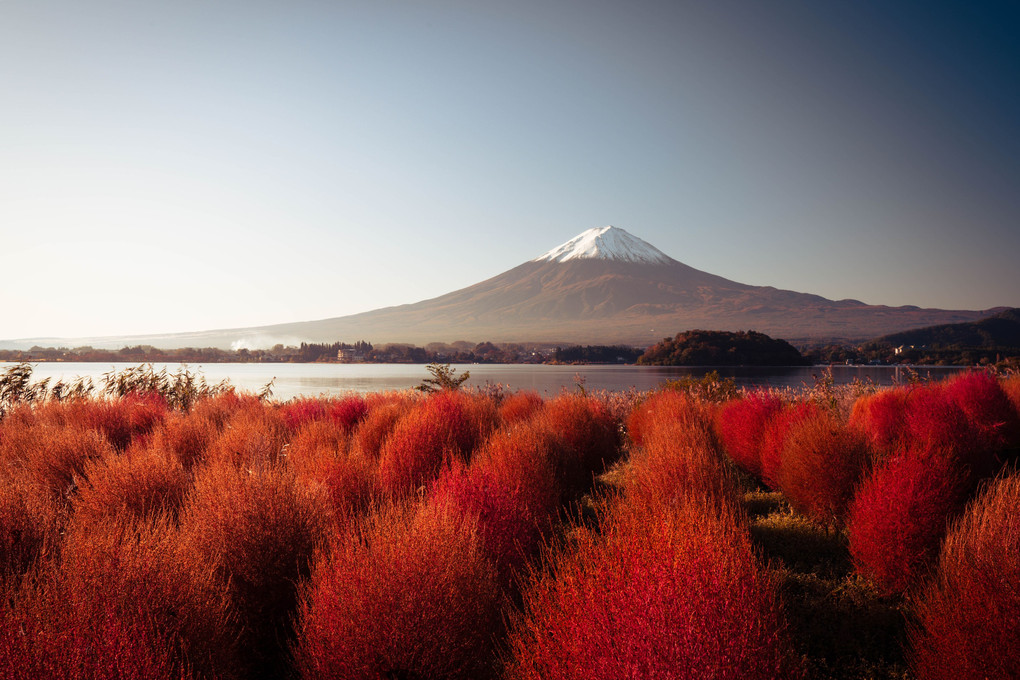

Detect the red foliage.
xmin=0 ymin=515 xmax=237 ymax=680
xmin=428 ymin=436 xmax=556 ymax=582
xmin=146 ymin=412 xmax=214 ymax=469
xmin=534 ymin=393 xmax=620 ymax=497
xmin=205 ymin=404 xmax=288 ymax=467
xmin=281 ymin=397 xmax=328 ymax=431
xmin=847 ymin=444 xmax=966 ymax=595
xmin=0 ymin=423 xmax=114 ymax=500
xmin=0 ymin=472 xmax=61 ymax=593
xmin=351 ymin=396 xmax=412 ymax=459
xmin=37 ymin=394 xmax=169 ymax=451
xmin=377 ymin=391 xmax=495 ymax=497
xmin=189 ymin=391 xmax=255 ymax=432
xmin=327 ymin=394 xmax=369 ymax=432
xmin=909 ymin=472 xmax=1020 ymax=680
xmin=178 ymin=459 xmax=332 ymax=678
xmin=287 ymin=420 xmax=379 ymax=520
xmin=943 ymin=371 xmax=1020 ymax=456
xmin=72 ymin=449 xmax=190 ymax=524
xmin=715 ymin=392 xmax=785 ymax=477
xmin=292 ymin=502 xmax=503 ymax=680
xmin=776 ymin=411 xmax=871 ymax=526
xmin=1002 ymin=374 xmax=1020 ymax=414
xmin=499 ymin=390 xmax=544 ymax=425
xmin=505 ymin=499 xmax=796 ymax=680
xmin=281 ymin=395 xmax=368 ymax=433
xmin=625 ymin=389 xmax=703 ymax=449
xmin=759 ymin=401 xmax=821 ymax=490
xmin=849 ymin=387 xmax=912 ymax=457
xmin=624 ymin=398 xmax=738 ymax=515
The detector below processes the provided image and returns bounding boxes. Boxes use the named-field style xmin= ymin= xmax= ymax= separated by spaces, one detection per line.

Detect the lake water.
xmin=4 ymin=362 xmax=972 ymax=402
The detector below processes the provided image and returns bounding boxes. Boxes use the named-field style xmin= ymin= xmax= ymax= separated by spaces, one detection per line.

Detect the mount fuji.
xmin=2 ymin=226 xmax=1003 ymax=349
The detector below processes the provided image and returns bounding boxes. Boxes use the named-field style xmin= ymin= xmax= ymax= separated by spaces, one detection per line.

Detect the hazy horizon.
xmin=3 ymin=1 xmax=1018 ymax=341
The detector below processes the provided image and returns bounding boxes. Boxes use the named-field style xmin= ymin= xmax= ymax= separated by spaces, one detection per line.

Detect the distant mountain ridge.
xmin=875 ymin=308 xmax=1020 ymax=349
xmin=0 ymin=226 xmax=1008 ymax=350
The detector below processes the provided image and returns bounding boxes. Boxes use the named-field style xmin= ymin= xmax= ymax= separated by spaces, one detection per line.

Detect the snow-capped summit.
xmin=532 ymin=226 xmax=675 ymax=265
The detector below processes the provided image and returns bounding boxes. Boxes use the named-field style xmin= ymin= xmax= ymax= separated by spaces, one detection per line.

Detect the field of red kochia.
xmin=1 ymin=371 xmax=1018 ymax=679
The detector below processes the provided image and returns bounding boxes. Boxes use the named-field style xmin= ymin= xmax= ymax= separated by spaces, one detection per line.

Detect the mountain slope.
xmin=1 ymin=226 xmax=1007 ymax=350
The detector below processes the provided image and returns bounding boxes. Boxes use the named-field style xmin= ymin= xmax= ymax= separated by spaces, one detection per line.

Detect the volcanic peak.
xmin=532 ymin=225 xmax=675 ymax=265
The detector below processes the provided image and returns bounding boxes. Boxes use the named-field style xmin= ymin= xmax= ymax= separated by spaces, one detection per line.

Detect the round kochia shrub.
xmin=624 ymin=397 xmax=739 ymax=516
xmin=179 ymin=459 xmax=332 ymax=679
xmin=758 ymin=400 xmax=821 ymax=490
xmin=776 ymin=411 xmax=871 ymax=526
xmin=72 ymin=449 xmax=190 ymax=524
xmin=847 ymin=444 xmax=966 ymax=595
xmin=534 ymin=393 xmax=620 ymax=497
xmin=0 ymin=423 xmax=114 ymax=500
xmin=429 ymin=423 xmax=561 ymax=581
xmin=292 ymin=502 xmax=503 ymax=680
xmin=377 ymin=391 xmax=495 ymax=496
xmin=849 ymin=386 xmax=913 ymax=457
xmin=498 ymin=390 xmax=544 ymax=425
xmin=625 ymin=388 xmax=703 ymax=449
xmin=504 ymin=498 xmax=796 ymax=680
xmin=0 ymin=514 xmax=237 ymax=680
xmin=715 ymin=391 xmax=784 ymax=477
xmin=909 ymin=471 xmax=1020 ymax=680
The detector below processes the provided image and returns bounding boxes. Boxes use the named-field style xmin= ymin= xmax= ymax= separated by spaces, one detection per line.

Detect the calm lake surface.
xmin=7 ymin=362 xmax=972 ymax=402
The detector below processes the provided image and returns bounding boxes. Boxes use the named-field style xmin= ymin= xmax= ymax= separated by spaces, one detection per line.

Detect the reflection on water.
xmin=9 ymin=362 xmax=972 ymax=401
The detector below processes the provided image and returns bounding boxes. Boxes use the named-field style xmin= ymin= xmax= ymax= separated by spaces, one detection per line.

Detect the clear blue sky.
xmin=2 ymin=0 xmax=1018 ymax=340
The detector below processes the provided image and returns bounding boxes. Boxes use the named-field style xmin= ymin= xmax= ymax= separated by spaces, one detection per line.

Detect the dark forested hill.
xmin=637 ymin=330 xmax=809 ymax=366
xmin=877 ymin=308 xmax=1020 ymax=348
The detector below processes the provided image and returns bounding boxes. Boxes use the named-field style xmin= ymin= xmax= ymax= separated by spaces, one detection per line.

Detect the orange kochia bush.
xmin=776 ymin=411 xmax=871 ymax=526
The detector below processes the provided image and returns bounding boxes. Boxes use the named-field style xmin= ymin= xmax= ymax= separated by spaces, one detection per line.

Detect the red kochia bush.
xmin=287 ymin=419 xmax=378 ymax=521
xmin=0 ymin=423 xmax=114 ymax=500
xmin=777 ymin=411 xmax=871 ymax=526
xmin=715 ymin=392 xmax=785 ymax=477
xmin=205 ymin=405 xmax=288 ymax=467
xmin=146 ymin=412 xmax=214 ymax=469
xmin=624 ymin=396 xmax=738 ymax=515
xmin=351 ymin=395 xmax=413 ymax=458
xmin=0 ymin=473 xmax=61 ymax=593
xmin=0 ymin=515 xmax=237 ymax=680
xmin=72 ymin=449 xmax=190 ymax=524
xmin=625 ymin=388 xmax=701 ymax=449
xmin=534 ymin=393 xmax=620 ymax=497
xmin=428 ymin=423 xmax=562 ymax=581
xmin=280 ymin=398 xmax=328 ymax=431
xmin=759 ymin=400 xmax=821 ymax=490
xmin=505 ymin=498 xmax=796 ymax=680
xmin=327 ymin=394 xmax=369 ymax=431
xmin=281 ymin=396 xmax=368 ymax=433
xmin=39 ymin=394 xmax=168 ymax=451
xmin=179 ymin=460 xmax=331 ymax=679
xmin=849 ymin=386 xmax=913 ymax=457
xmin=292 ymin=502 xmax=503 ymax=680
xmin=498 ymin=390 xmax=544 ymax=425
xmin=942 ymin=371 xmax=1020 ymax=458
xmin=902 ymin=374 xmax=1017 ymax=481
xmin=909 ymin=471 xmax=1020 ymax=680
xmin=847 ymin=444 xmax=966 ymax=595
xmin=1002 ymin=374 xmax=1020 ymax=414
xmin=377 ymin=391 xmax=495 ymax=497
